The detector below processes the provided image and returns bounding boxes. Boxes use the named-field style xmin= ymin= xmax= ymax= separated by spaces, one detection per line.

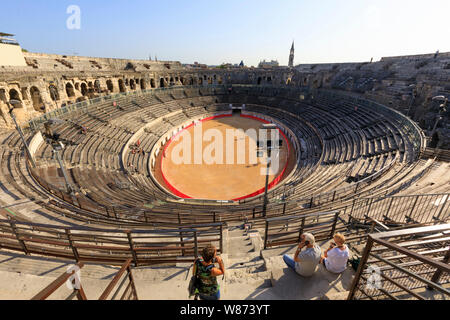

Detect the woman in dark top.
xmin=192 ymin=245 xmax=225 ymax=300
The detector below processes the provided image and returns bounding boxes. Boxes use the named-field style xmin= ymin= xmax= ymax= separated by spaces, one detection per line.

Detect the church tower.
xmin=288 ymin=41 xmax=295 ymax=68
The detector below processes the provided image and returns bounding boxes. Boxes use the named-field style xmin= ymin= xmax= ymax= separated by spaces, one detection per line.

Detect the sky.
xmin=1 ymin=0 xmax=450 ymax=66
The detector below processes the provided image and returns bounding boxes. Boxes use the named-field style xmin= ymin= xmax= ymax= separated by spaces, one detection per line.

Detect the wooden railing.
xmin=98 ymin=259 xmax=138 ymax=300
xmin=32 ymin=259 xmax=138 ymax=300
xmin=348 ymin=224 xmax=450 ymax=300
xmin=32 ymin=262 xmax=87 ymax=300
xmin=348 ymin=193 xmax=450 ymax=225
xmin=0 ymin=219 xmax=223 ymax=266
xmin=263 ymin=211 xmax=340 ymax=249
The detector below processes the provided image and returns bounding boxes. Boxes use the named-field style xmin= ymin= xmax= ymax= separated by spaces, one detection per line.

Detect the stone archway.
xmin=140 ymin=79 xmax=147 ymax=90
xmin=9 ymin=89 xmax=23 ymax=107
xmin=49 ymin=85 xmax=60 ymax=101
xmin=94 ymin=80 xmax=101 ymax=93
xmin=66 ymin=83 xmax=75 ymax=98
xmin=150 ymin=79 xmax=156 ymax=88
xmin=106 ymin=80 xmax=114 ymax=92
xmin=80 ymin=83 xmax=88 ymax=96
xmin=30 ymin=86 xmax=44 ymax=112
xmin=160 ymin=78 xmax=166 ymax=88
xmin=118 ymin=79 xmax=126 ymax=92
xmin=130 ymin=79 xmax=136 ymax=90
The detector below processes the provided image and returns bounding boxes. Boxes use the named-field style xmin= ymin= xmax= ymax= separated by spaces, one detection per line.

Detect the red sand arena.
xmin=157 ymin=114 xmax=296 ymax=201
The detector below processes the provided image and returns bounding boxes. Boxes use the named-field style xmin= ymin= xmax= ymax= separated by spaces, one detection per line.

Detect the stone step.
xmin=266 ymin=255 xmax=355 ymax=300
xmin=0 ymin=270 xmax=112 ymax=300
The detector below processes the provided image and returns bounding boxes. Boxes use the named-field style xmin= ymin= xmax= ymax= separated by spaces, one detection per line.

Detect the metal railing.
xmin=348 ymin=224 xmax=450 ymax=300
xmin=263 ymin=210 xmax=340 ymax=249
xmin=31 ymin=259 xmax=138 ymax=300
xmin=348 ymin=193 xmax=450 ymax=225
xmin=31 ymin=262 xmax=87 ymax=300
xmin=98 ymin=259 xmax=138 ymax=300
xmin=0 ymin=219 xmax=223 ymax=266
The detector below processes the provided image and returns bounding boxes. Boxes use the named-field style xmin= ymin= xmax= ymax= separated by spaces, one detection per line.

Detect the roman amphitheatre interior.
xmin=0 ymin=29 xmax=449 ymax=301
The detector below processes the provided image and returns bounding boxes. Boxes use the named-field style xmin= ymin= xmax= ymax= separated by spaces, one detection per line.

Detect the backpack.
xmin=188 ymin=259 xmax=202 ymax=298
xmin=349 ymin=256 xmax=361 ymax=272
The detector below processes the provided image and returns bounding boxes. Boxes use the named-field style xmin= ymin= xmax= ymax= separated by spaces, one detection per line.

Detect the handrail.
xmin=266 ymin=210 xmax=339 ymax=222
xmin=348 ymin=224 xmax=450 ymax=300
xmin=31 ymin=262 xmax=86 ymax=300
xmin=0 ymin=218 xmax=223 ymax=266
xmin=99 ymin=258 xmax=137 ymax=300
xmin=264 ymin=210 xmax=340 ymax=249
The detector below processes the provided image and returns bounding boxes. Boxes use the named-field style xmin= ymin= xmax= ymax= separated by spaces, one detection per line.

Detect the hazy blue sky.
xmin=1 ymin=0 xmax=449 ymax=66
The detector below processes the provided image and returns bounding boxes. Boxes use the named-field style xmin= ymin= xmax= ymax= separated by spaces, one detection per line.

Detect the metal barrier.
xmin=98 ymin=259 xmax=138 ymax=300
xmin=348 ymin=224 xmax=450 ymax=300
xmin=31 ymin=262 xmax=87 ymax=300
xmin=263 ymin=210 xmax=340 ymax=249
xmin=0 ymin=219 xmax=223 ymax=266
xmin=348 ymin=193 xmax=450 ymax=225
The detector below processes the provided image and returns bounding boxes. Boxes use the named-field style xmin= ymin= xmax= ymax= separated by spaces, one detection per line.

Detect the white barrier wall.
xmin=28 ymin=131 xmax=44 ymax=162
xmin=0 ymin=43 xmax=26 ymax=67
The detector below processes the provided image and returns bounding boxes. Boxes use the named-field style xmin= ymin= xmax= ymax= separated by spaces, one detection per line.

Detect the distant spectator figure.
xmin=434 ymin=50 xmax=439 ymax=59
xmin=81 ymin=126 xmax=87 ymax=134
xmin=136 ymin=139 xmax=141 ymax=147
xmin=283 ymin=233 xmax=322 ymax=277
xmin=321 ymin=233 xmax=349 ymax=274
xmin=243 ymin=217 xmax=252 ymax=234
xmin=191 ymin=245 xmax=225 ymax=300
xmin=113 ymin=101 xmax=117 ymax=107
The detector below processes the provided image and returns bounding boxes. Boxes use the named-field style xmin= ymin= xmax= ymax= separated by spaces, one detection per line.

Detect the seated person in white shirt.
xmin=321 ymin=233 xmax=349 ymax=274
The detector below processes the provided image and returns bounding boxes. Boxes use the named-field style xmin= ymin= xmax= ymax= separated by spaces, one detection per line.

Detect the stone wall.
xmin=292 ymin=52 xmax=450 ymax=148
xmin=0 ymin=43 xmax=27 ymax=67
xmin=1 ymin=50 xmax=448 ymax=148
xmin=0 ymin=52 xmax=293 ymax=129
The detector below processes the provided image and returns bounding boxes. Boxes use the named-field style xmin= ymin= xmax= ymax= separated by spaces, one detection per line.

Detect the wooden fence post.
xmin=330 ymin=212 xmax=339 ymax=237
xmin=65 ymin=229 xmax=80 ymax=262
xmin=9 ymin=219 xmax=28 ymax=255
xmin=127 ymin=232 xmax=138 ymax=267
xmin=264 ymin=220 xmax=269 ymax=249
xmin=193 ymin=231 xmax=199 ymax=258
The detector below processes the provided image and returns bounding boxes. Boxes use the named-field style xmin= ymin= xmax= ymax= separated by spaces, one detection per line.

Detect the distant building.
xmin=0 ymin=32 xmax=26 ymax=67
xmin=288 ymin=41 xmax=295 ymax=67
xmin=184 ymin=62 xmax=208 ymax=69
xmin=258 ymin=60 xmax=279 ymax=68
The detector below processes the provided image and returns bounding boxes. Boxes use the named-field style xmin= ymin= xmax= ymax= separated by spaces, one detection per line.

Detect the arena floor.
xmin=158 ymin=114 xmax=295 ymax=200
